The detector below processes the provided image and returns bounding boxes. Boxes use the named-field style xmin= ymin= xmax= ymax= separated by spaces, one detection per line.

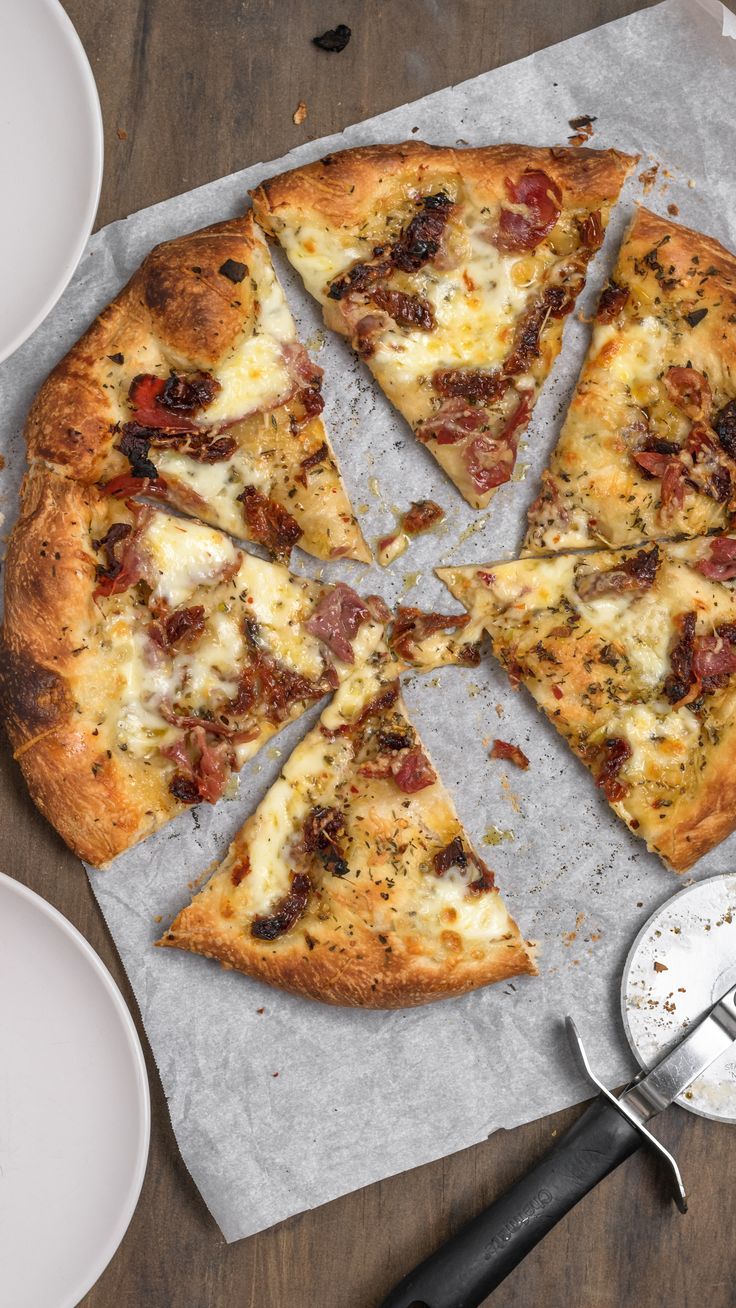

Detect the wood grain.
xmin=8 ymin=1 xmax=732 ymax=1304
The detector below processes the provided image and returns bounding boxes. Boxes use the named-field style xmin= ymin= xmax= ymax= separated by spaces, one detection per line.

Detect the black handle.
xmin=380 ymin=1095 xmax=642 ymax=1308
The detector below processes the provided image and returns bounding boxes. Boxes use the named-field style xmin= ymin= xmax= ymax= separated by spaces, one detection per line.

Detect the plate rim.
xmin=620 ymin=870 xmax=736 ymax=1124
xmin=0 ymin=0 xmax=104 ymax=365
xmin=0 ymin=871 xmax=151 ymax=1308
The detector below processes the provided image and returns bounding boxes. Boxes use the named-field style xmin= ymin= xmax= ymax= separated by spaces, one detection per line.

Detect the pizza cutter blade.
xmin=380 ymin=873 xmax=736 ymax=1308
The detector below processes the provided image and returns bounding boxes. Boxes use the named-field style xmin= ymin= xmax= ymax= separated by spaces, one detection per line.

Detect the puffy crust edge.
xmin=0 ymin=468 xmax=175 ymax=866
xmin=159 ymin=892 xmax=535 ymax=1008
xmin=629 ymin=205 xmax=736 ymax=297
xmin=25 ymin=213 xmax=271 ymax=482
xmin=651 ymin=718 xmax=736 ymax=871
xmin=251 ymin=140 xmax=637 ymax=231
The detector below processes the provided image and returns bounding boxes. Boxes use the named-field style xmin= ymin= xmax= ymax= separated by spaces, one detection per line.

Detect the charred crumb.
xmin=312 ymin=23 xmax=351 ymax=52
xmin=567 ymin=114 xmax=597 ymax=144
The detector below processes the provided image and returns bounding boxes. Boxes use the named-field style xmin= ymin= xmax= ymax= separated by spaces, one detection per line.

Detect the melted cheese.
xmin=243 ymin=732 xmax=354 ymax=905
xmin=604 ymin=703 xmax=700 ymax=788
xmin=114 ymin=625 xmax=176 ymax=754
xmin=206 ymin=334 xmax=293 ymax=424
xmin=275 ymin=221 xmax=366 ymax=300
xmin=594 ymin=315 xmax=668 ymax=388
xmin=456 ymin=552 xmax=723 ymax=696
xmin=277 ymin=209 xmax=556 ymax=404
xmin=140 ymin=513 xmax=241 ymax=608
xmin=153 ymin=447 xmax=269 ymax=538
xmin=178 ymin=609 xmax=244 ymax=703
xmin=205 ymin=232 xmax=297 ymax=424
xmin=234 ymin=663 xmax=513 ymax=944
xmin=372 ymin=236 xmax=533 ymax=384
xmin=414 ymin=860 xmax=512 ymax=941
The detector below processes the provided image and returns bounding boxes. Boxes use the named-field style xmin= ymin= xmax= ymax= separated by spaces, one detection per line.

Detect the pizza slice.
xmin=0 ymin=468 xmax=386 ymax=866
xmin=524 ymin=208 xmax=736 ymax=554
xmin=25 ymin=212 xmax=369 ymax=564
xmin=251 ymin=141 xmax=635 ymax=508
xmin=161 ymin=658 xmax=534 ymax=1006
xmin=439 ymin=535 xmax=736 ymax=871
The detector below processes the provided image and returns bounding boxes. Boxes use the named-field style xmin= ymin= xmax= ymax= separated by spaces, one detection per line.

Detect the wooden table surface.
xmin=7 ymin=2 xmax=732 ymax=1304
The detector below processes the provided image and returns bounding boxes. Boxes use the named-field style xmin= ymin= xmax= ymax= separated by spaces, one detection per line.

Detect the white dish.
xmin=621 ymin=872 xmax=736 ymax=1125
xmin=0 ymin=0 xmax=103 ymax=363
xmin=0 ymin=873 xmax=150 ymax=1308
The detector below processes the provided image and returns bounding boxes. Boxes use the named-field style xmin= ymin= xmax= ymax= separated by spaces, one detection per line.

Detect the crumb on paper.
xmin=401 ymin=570 xmax=422 ymax=595
xmin=293 ymin=101 xmax=308 ymax=125
xmin=638 ymin=162 xmax=659 ymax=192
xmin=0 ymin=454 xmax=5 ymax=469
xmin=402 ymin=499 xmax=445 ymax=537
xmin=567 ymin=114 xmax=597 ymax=145
xmin=654 ymin=960 xmax=668 ymax=973
xmin=482 ymin=825 xmax=514 ymax=846
xmin=306 ymin=329 xmax=326 ymax=353
xmin=490 ymin=739 xmax=530 ymax=771
xmin=312 ymin=23 xmax=351 ymax=53
xmin=495 ymin=703 xmax=504 ymax=718
xmin=256 ymin=1007 xmax=265 ymax=1014
xmin=376 ymin=531 xmax=408 ymax=567
xmin=563 ymin=911 xmax=586 ymax=945
xmin=688 ymin=178 xmax=696 ymax=189
xmin=500 ymin=773 xmax=522 ymax=814
xmin=668 ymin=202 xmax=680 ymax=216
xmin=116 ymin=126 xmax=128 ymax=140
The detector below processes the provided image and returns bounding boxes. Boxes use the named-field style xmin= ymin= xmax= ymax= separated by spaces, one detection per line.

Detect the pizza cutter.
xmin=381 ymin=872 xmax=736 ymax=1308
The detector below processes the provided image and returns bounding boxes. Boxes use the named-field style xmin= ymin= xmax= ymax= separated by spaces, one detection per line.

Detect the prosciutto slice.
xmin=305 ymin=583 xmax=371 ymax=663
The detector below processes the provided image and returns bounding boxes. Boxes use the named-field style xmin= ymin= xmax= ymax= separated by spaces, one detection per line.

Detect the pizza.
xmin=161 ymin=655 xmax=534 ymax=1006
xmin=439 ymin=534 xmax=736 ymax=871
xmin=25 ymin=212 xmax=368 ymax=565
xmin=524 ymin=207 xmax=736 ymax=554
xmin=0 ymin=468 xmax=386 ymax=866
xmin=251 ymin=141 xmax=635 ymax=508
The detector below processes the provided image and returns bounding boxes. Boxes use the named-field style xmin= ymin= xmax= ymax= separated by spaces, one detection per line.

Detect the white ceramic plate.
xmin=0 ymin=0 xmax=103 ymax=363
xmin=0 ymin=874 xmax=150 ymax=1308
xmin=621 ymin=872 xmax=736 ymax=1125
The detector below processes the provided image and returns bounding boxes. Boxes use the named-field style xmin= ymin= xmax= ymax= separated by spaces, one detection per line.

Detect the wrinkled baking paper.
xmin=1 ymin=0 xmax=735 ymax=1242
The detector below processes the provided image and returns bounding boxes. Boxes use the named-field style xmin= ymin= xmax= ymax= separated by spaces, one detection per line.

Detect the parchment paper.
xmin=2 ymin=0 xmax=736 ymax=1243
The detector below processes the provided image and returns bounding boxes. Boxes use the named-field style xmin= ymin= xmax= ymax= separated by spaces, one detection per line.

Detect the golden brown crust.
xmin=25 ymin=213 xmax=368 ymax=563
xmin=524 ymin=206 xmax=736 ymax=553
xmin=633 ymin=206 xmax=736 ymax=287
xmin=160 ymin=894 xmax=534 ymax=1008
xmin=252 ymin=141 xmax=636 ymax=230
xmin=655 ymin=725 xmax=736 ymax=871
xmin=26 ymin=216 xmax=259 ymax=481
xmin=0 ymin=467 xmax=381 ymax=867
xmin=0 ymin=469 xmax=170 ymax=864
